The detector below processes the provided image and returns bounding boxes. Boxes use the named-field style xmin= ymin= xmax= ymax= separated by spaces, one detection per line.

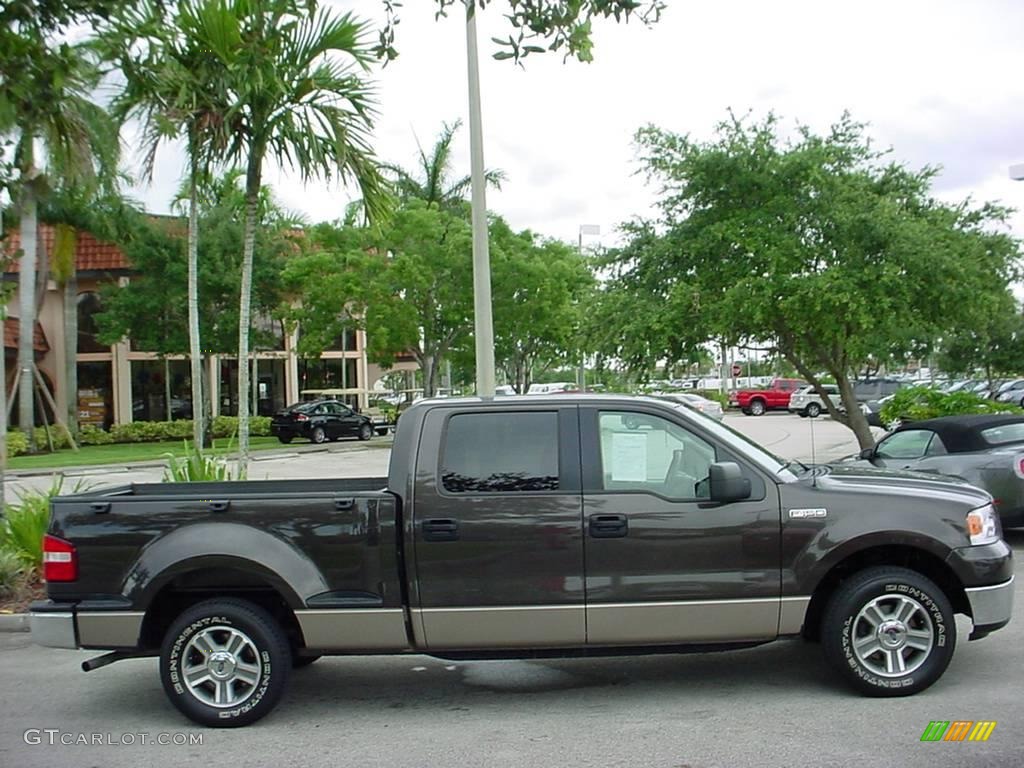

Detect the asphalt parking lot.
xmin=1 ymin=412 xmax=1020 ymax=767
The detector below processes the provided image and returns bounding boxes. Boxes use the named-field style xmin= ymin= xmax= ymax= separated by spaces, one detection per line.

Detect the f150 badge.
xmin=788 ymin=508 xmax=828 ymax=519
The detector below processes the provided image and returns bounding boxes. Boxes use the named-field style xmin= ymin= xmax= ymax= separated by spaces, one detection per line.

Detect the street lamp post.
xmin=578 ymin=225 xmax=600 ymax=392
xmin=465 ymin=2 xmax=496 ymax=397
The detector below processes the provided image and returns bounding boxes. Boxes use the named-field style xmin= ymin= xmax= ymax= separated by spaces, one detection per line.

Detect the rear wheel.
xmin=822 ymin=566 xmax=955 ymax=697
xmin=311 ymin=426 xmax=327 ymax=444
xmin=159 ymin=598 xmax=291 ymax=727
xmin=749 ymin=399 xmax=766 ymax=416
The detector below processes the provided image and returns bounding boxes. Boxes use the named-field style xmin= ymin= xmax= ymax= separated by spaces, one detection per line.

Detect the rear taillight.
xmin=1014 ymin=455 xmax=1024 ymax=479
xmin=42 ymin=534 xmax=78 ymax=582
xmin=294 ymin=413 xmax=309 ymax=422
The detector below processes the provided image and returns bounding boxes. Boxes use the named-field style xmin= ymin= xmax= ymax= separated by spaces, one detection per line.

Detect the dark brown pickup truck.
xmin=31 ymin=395 xmax=1014 ymax=727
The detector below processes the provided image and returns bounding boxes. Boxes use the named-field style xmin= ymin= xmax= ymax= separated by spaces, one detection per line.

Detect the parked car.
xmin=850 ymin=377 xmax=905 ymax=403
xmin=656 ymin=392 xmax=725 ymax=420
xmin=729 ymin=377 xmax=806 ymax=415
xmin=788 ymin=384 xmax=840 ymax=418
xmin=842 ymin=412 xmax=1024 ymax=527
xmin=270 ymin=399 xmax=374 ymax=444
xmin=31 ymin=395 xmax=1013 ymax=727
xmin=994 ymin=379 xmax=1024 ymax=406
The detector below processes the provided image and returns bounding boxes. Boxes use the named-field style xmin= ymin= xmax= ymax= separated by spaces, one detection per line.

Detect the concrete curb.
xmin=0 ymin=613 xmax=29 ymax=632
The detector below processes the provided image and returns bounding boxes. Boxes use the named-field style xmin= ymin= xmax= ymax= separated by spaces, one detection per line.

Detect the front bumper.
xmin=965 ymin=576 xmax=1014 ymax=637
xmin=29 ymin=602 xmax=77 ymax=649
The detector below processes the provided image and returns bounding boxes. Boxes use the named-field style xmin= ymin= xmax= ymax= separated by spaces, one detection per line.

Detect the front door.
xmin=410 ymin=405 xmax=584 ymax=649
xmin=581 ymin=405 xmax=781 ymax=646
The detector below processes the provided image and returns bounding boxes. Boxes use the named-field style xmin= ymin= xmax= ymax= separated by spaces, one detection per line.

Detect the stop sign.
xmin=731 ymin=364 xmax=742 ymax=377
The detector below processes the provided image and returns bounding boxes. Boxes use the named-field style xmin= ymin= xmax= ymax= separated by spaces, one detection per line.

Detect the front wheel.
xmin=806 ymin=402 xmax=822 ymax=418
xmin=822 ymin=566 xmax=955 ymax=697
xmin=358 ymin=423 xmax=373 ymax=441
xmin=160 ymin=598 xmax=291 ymax=727
xmin=310 ymin=426 xmax=327 ymax=444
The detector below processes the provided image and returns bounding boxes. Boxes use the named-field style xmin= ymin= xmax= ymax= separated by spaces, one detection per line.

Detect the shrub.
xmin=694 ymin=389 xmax=729 ymax=407
xmin=879 ymin=386 xmax=1022 ymax=427
xmin=0 ymin=477 xmax=74 ymax=573
xmin=6 ymin=431 xmax=29 ymax=457
xmin=210 ymin=415 xmax=271 ymax=438
xmin=32 ymin=426 xmax=73 ymax=451
xmin=78 ymin=423 xmax=115 ymax=445
xmin=163 ymin=441 xmax=245 ymax=482
xmin=0 ymin=549 xmax=26 ymax=599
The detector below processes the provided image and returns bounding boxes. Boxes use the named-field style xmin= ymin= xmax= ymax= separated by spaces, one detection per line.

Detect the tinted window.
xmin=441 ymin=412 xmax=559 ymax=493
xmin=598 ymin=410 xmax=716 ymax=499
xmin=980 ymin=423 xmax=1024 ymax=446
xmin=876 ymin=430 xmax=933 ymax=459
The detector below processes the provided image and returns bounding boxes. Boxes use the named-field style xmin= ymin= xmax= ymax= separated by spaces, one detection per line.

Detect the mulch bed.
xmin=0 ymin=576 xmax=45 ymax=615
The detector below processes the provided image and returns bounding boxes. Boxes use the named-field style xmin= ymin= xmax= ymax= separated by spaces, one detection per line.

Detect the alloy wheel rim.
xmin=851 ymin=594 xmax=933 ymax=677
xmin=181 ymin=625 xmax=263 ymax=708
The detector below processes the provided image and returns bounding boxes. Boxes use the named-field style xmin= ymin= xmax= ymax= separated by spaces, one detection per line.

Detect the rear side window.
xmin=441 ymin=412 xmax=559 ymax=493
xmin=980 ymin=423 xmax=1024 ymax=446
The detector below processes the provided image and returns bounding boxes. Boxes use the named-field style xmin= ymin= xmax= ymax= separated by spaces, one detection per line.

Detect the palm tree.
xmin=190 ymin=0 xmax=390 ymax=472
xmin=0 ymin=36 xmax=118 ymax=445
xmin=102 ymin=0 xmax=234 ymax=448
xmin=384 ymin=120 xmax=505 ymax=210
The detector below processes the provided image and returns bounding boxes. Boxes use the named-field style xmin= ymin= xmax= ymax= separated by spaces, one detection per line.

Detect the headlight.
xmin=966 ymin=504 xmax=1000 ymax=546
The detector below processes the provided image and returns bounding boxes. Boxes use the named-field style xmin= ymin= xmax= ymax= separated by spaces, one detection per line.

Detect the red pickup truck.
xmin=729 ymin=378 xmax=807 ymax=415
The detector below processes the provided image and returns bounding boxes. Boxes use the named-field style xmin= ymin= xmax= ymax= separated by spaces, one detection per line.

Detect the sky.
xmin=123 ymin=0 xmax=1024 ymax=249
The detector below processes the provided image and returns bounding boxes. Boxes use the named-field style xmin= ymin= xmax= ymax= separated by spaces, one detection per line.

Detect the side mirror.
xmin=708 ymin=462 xmax=751 ymax=503
xmin=858 ymin=447 xmax=875 ymax=460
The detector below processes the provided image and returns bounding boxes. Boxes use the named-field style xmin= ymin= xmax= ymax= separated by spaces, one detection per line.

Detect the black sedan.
xmin=840 ymin=413 xmax=1024 ymax=527
xmin=271 ymin=399 xmax=375 ymax=444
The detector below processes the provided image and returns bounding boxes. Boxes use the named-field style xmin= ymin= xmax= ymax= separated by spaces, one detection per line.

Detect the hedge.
xmin=6 ymin=416 xmax=273 ymax=456
xmin=878 ymin=386 xmax=1022 ymax=427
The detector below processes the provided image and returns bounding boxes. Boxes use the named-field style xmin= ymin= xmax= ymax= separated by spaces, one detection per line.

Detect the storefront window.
xmin=77 ymin=292 xmax=109 ymax=353
xmin=77 ymin=361 xmax=113 ymax=430
xmin=131 ymin=359 xmax=193 ymax=421
xmin=219 ymin=358 xmax=287 ymax=416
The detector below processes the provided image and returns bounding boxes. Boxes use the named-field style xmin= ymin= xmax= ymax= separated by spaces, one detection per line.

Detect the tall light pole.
xmin=465 ymin=2 xmax=496 ymax=397
xmin=578 ymin=224 xmax=600 ymax=392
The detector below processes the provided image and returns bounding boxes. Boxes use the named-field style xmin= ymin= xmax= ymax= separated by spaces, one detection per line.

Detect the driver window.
xmin=875 ymin=430 xmax=933 ymax=460
xmin=598 ymin=410 xmax=716 ymax=499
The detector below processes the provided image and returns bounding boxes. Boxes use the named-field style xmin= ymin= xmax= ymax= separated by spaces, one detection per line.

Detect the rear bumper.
xmin=965 ymin=576 xmax=1014 ymax=636
xmin=29 ymin=602 xmax=77 ymax=649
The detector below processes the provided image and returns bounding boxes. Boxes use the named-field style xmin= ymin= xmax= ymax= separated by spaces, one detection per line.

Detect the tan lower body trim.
xmin=414 ymin=605 xmax=585 ymax=649
xmin=77 ymin=611 xmax=144 ymax=648
xmin=778 ymin=596 xmax=812 ymax=635
xmin=295 ymin=609 xmax=410 ymax=651
xmin=587 ymin=599 xmax=779 ymax=645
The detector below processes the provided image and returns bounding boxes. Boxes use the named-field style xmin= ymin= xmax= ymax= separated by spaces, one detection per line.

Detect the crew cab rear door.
xmin=410 ymin=404 xmax=584 ymax=649
xmin=580 ymin=404 xmax=781 ymax=645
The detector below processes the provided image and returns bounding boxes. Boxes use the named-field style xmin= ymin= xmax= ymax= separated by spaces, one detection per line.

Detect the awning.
xmin=3 ymin=318 xmax=50 ymax=353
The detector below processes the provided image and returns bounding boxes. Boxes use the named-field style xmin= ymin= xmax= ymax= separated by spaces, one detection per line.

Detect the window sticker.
xmin=611 ymin=432 xmax=648 ymax=481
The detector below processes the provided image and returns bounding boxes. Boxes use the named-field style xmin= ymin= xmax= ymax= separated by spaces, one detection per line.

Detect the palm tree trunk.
xmin=63 ymin=276 xmax=78 ymax=433
xmin=187 ymin=172 xmax=205 ymax=447
xmin=17 ymin=139 xmax=37 ymax=446
xmin=237 ymin=162 xmax=261 ymax=474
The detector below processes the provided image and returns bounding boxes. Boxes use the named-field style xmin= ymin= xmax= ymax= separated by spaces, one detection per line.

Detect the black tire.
xmin=160 ymin=598 xmax=291 ymax=728
xmin=806 ymin=402 xmax=822 ymax=418
xmin=376 ymin=427 xmax=389 ymax=436
xmin=798 ymin=411 xmax=808 ymax=418
xmin=821 ymin=566 xmax=955 ymax=697
xmin=741 ymin=407 xmax=751 ymax=415
xmin=358 ymin=423 xmax=373 ymax=441
xmin=276 ymin=435 xmax=293 ymax=445
xmin=292 ymin=654 xmax=321 ymax=669
xmin=749 ymin=399 xmax=766 ymax=416
xmin=311 ymin=426 xmax=327 ymax=444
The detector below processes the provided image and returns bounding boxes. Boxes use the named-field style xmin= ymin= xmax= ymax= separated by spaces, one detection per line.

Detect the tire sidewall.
xmin=826 ymin=571 xmax=955 ymax=696
xmin=161 ymin=602 xmax=289 ymax=727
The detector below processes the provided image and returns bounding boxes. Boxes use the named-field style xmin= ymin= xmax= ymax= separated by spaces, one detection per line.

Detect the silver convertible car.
xmin=844 ymin=413 xmax=1024 ymax=527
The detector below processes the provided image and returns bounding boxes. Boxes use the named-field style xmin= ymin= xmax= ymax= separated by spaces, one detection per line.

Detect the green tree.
xmin=383 ymin=120 xmax=504 ymax=210
xmin=0 ymin=8 xmax=118 ymax=445
xmin=196 ymin=0 xmax=389 ymax=471
xmin=376 ymin=1 xmax=664 ymax=63
xmin=938 ymin=293 xmax=1024 ymax=386
xmin=490 ymin=219 xmax=594 ymax=392
xmin=605 ymin=112 xmax=1021 ymax=450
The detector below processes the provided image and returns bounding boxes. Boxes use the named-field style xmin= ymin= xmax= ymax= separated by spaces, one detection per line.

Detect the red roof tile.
xmin=3 ymin=318 xmax=50 ymax=352
xmin=2 ymin=223 xmax=130 ymax=273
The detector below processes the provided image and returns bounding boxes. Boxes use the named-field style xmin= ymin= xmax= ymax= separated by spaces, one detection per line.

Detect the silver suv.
xmin=788 ymin=384 xmax=840 ymax=417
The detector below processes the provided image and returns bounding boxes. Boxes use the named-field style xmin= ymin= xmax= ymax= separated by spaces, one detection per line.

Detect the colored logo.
xmin=920 ymin=721 xmax=996 ymax=742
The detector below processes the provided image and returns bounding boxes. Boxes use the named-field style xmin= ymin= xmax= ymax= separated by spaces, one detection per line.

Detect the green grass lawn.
xmin=7 ymin=436 xmax=284 ymax=471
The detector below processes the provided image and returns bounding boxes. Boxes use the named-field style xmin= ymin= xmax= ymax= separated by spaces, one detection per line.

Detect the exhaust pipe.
xmin=81 ymin=650 xmax=142 ymax=672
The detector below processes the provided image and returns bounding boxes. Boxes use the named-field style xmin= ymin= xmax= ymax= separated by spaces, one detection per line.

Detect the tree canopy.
xmin=599 ymin=112 xmax=1021 ymax=448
